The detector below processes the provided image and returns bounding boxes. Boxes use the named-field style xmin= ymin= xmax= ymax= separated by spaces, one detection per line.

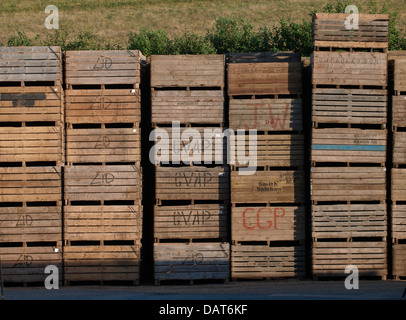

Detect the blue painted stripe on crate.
xmin=312 ymin=144 xmax=386 ymax=151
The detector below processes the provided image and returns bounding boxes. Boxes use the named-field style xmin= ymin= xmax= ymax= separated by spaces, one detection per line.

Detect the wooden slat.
xmin=312 ymin=241 xmax=387 ymax=277
xmin=151 ymin=90 xmax=224 ymax=125
xmin=227 ymin=52 xmax=302 ymax=96
xmin=65 ymin=88 xmax=141 ymax=124
xmin=155 ymin=166 xmax=229 ymax=202
xmin=154 ymin=204 xmax=227 ymax=240
xmin=66 ymin=126 xmax=141 ymax=164
xmin=231 ymin=170 xmax=305 ymax=204
xmin=392 ymin=243 xmax=406 ymax=279
xmin=64 ymin=244 xmax=140 ymax=282
xmin=392 ymin=205 xmax=406 ymax=240
xmin=154 ymin=242 xmax=230 ymax=280
xmin=229 ymin=98 xmax=303 ymax=131
xmin=65 ymin=50 xmax=143 ymax=86
xmin=64 ymin=204 xmax=142 ymax=242
xmin=312 ymin=204 xmax=387 ymax=239
xmin=392 ymin=95 xmax=406 ymax=128
xmin=313 ymin=13 xmax=389 ymax=49
xmin=311 ymin=167 xmax=386 ymax=202
xmin=0 ymin=86 xmax=63 ymax=122
xmin=393 ymin=58 xmax=406 ymax=92
xmin=0 ymin=126 xmax=64 ymax=163
xmin=0 ymin=246 xmax=62 ymax=283
xmin=231 ymin=206 xmax=305 ymax=242
xmin=0 ymin=166 xmax=62 ymax=202
xmin=391 ymin=168 xmax=406 ymax=202
xmin=231 ymin=244 xmax=306 ymax=279
xmin=0 ymin=46 xmax=62 ymax=84
xmin=0 ymin=205 xmax=62 ymax=243
xmin=64 ymin=164 xmax=142 ymax=202
xmin=311 ymin=128 xmax=387 ymax=164
xmin=312 ymin=51 xmax=388 ymax=87
xmin=393 ymin=131 xmax=406 ymax=165
xmin=150 ymin=55 xmax=225 ymax=88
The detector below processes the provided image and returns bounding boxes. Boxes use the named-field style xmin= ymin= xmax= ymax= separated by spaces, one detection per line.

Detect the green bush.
xmin=127 ymin=27 xmax=172 ymax=56
xmin=172 ymin=31 xmax=216 ymax=55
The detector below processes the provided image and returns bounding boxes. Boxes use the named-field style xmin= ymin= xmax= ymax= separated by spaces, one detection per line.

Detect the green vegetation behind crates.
xmin=3 ymin=1 xmax=406 ymax=55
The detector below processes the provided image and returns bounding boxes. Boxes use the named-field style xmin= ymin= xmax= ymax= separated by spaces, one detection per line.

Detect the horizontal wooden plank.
xmin=392 ymin=95 xmax=406 ymax=128
xmin=231 ymin=206 xmax=305 ymax=242
xmin=231 ymin=170 xmax=305 ymax=204
xmin=392 ymin=243 xmax=406 ymax=277
xmin=391 ymin=169 xmax=406 ymax=202
xmin=392 ymin=205 xmax=406 ymax=240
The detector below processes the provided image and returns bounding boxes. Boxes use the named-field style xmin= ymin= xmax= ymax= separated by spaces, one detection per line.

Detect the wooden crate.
xmin=150 ymin=55 xmax=225 ymax=88
xmin=65 ymin=88 xmax=141 ymax=124
xmin=154 ymin=204 xmax=227 ymax=241
xmin=151 ymin=90 xmax=224 ymax=125
xmin=312 ymin=88 xmax=388 ymax=125
xmin=229 ymin=98 xmax=302 ymax=131
xmin=392 ymin=168 xmax=406 ymax=202
xmin=65 ymin=50 xmax=144 ymax=87
xmin=64 ymin=203 xmax=142 ymax=242
xmin=0 ymin=246 xmax=62 ymax=284
xmin=0 ymin=125 xmax=64 ymax=164
xmin=311 ymin=128 xmax=387 ymax=164
xmin=393 ymin=58 xmax=406 ymax=93
xmin=231 ymin=170 xmax=305 ymax=204
xmin=392 ymin=205 xmax=406 ymax=241
xmin=64 ymin=244 xmax=141 ymax=284
xmin=312 ymin=51 xmax=388 ymax=87
xmin=227 ymin=52 xmax=302 ymax=96
xmin=150 ymin=126 xmax=225 ymax=165
xmin=231 ymin=133 xmax=304 ymax=168
xmin=312 ymin=241 xmax=387 ymax=278
xmin=153 ymin=242 xmax=230 ymax=281
xmin=231 ymin=244 xmax=306 ymax=279
xmin=66 ymin=126 xmax=140 ymax=164
xmin=312 ymin=13 xmax=389 ymax=50
xmin=0 ymin=204 xmax=62 ymax=243
xmin=231 ymin=206 xmax=305 ymax=242
xmin=0 ymin=86 xmax=63 ymax=122
xmin=0 ymin=166 xmax=62 ymax=202
xmin=392 ymin=95 xmax=406 ymax=128
xmin=64 ymin=164 xmax=142 ymax=202
xmin=393 ymin=131 xmax=406 ymax=165
xmin=155 ymin=166 xmax=229 ymax=203
xmin=392 ymin=243 xmax=406 ymax=280
xmin=312 ymin=204 xmax=387 ymax=240
xmin=0 ymin=46 xmax=62 ymax=85
xmin=311 ymin=167 xmax=386 ymax=202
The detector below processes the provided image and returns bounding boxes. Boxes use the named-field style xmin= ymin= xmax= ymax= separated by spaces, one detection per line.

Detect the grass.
xmin=0 ymin=0 xmax=405 ymax=49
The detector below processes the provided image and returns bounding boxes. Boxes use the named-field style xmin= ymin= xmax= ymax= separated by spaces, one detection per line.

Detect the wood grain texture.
xmin=392 ymin=205 xmax=406 ymax=241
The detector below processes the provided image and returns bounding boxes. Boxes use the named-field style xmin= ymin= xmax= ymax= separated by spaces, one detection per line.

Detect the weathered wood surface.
xmin=392 ymin=95 xmax=406 ymax=128
xmin=65 ymin=50 xmax=144 ymax=86
xmin=155 ymin=166 xmax=229 ymax=202
xmin=392 ymin=58 xmax=406 ymax=93
xmin=154 ymin=204 xmax=227 ymax=240
xmin=312 ymin=88 xmax=387 ymax=125
xmin=64 ymin=164 xmax=142 ymax=202
xmin=392 ymin=205 xmax=406 ymax=240
xmin=150 ymin=55 xmax=225 ymax=88
xmin=392 ymin=243 xmax=406 ymax=279
xmin=391 ymin=168 xmax=406 ymax=202
xmin=311 ymin=128 xmax=387 ymax=164
xmin=228 ymin=52 xmax=302 ymax=96
xmin=312 ymin=13 xmax=389 ymax=49
xmin=151 ymin=90 xmax=224 ymax=125
xmin=393 ymin=131 xmax=406 ymax=165
xmin=229 ymin=98 xmax=303 ymax=131
xmin=311 ymin=167 xmax=386 ymax=202
xmin=312 ymin=204 xmax=387 ymax=239
xmin=0 ymin=166 xmax=62 ymax=202
xmin=154 ymin=242 xmax=230 ymax=280
xmin=231 ymin=206 xmax=306 ymax=242
xmin=65 ymin=88 xmax=141 ymax=124
xmin=231 ymin=244 xmax=306 ymax=279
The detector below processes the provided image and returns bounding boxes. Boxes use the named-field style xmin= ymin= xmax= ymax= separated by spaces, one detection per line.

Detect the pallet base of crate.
xmin=231 ymin=243 xmax=306 ymax=279
xmin=153 ymin=242 xmax=230 ymax=282
xmin=312 ymin=241 xmax=387 ymax=279
xmin=63 ymin=243 xmax=141 ymax=285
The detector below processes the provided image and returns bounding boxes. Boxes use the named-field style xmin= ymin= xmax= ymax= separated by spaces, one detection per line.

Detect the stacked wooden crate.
xmin=389 ymin=51 xmax=406 ymax=280
xmin=311 ymin=13 xmax=389 ymax=280
xmin=0 ymin=46 xmax=64 ymax=285
xmin=227 ymin=52 xmax=306 ymax=279
xmin=63 ymin=50 xmax=144 ymax=285
xmin=150 ymin=55 xmax=230 ymax=284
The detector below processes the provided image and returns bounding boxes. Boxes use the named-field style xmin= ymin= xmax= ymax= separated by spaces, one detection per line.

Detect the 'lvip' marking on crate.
xmin=90 ymin=172 xmax=115 ymax=185
xmin=242 ymin=207 xmax=286 ymax=230
xmin=89 ymin=96 xmax=112 ymax=110
xmin=93 ymin=56 xmax=112 ymax=70
xmin=13 ymin=255 xmax=33 ymax=268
